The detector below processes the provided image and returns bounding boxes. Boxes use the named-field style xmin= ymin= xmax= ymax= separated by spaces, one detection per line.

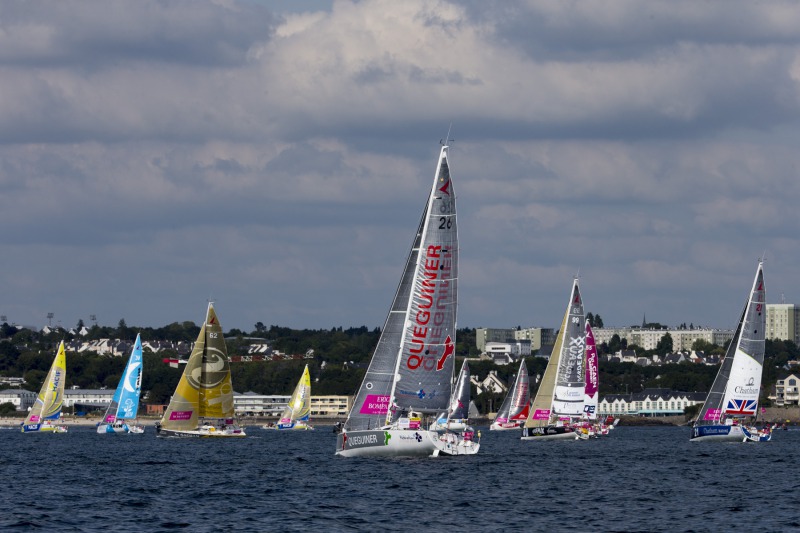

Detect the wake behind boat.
xmin=21 ymin=341 xmax=68 ymax=433
xmin=155 ymin=303 xmax=245 ymax=438
xmin=336 ymin=141 xmax=471 ymax=458
xmin=691 ymin=261 xmax=771 ymax=443
xmin=263 ymin=364 xmax=314 ymax=430
xmin=97 ymin=333 xmax=145 ymax=434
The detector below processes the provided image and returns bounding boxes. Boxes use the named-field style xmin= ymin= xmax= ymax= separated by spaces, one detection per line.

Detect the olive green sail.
xmin=156 ymin=303 xmax=244 ymax=438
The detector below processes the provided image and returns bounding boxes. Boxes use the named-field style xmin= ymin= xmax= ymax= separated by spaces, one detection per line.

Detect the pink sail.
xmin=584 ymin=322 xmax=599 ymax=419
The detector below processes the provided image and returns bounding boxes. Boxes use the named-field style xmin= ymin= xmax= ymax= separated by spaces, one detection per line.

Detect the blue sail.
xmin=115 ymin=334 xmax=143 ymax=420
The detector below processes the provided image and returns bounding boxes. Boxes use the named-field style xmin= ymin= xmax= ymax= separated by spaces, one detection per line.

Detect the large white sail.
xmin=523 ymin=278 xmax=585 ymax=440
xmin=691 ymin=261 xmax=769 ymax=442
xmin=551 ymin=280 xmax=586 ymax=418
xmin=336 ymin=143 xmax=471 ymax=457
xmin=389 ymin=145 xmax=458 ymax=418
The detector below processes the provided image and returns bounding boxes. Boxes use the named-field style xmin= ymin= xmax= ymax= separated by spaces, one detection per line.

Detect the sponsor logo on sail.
xmin=405 ymin=243 xmax=454 ymax=373
xmin=359 ymin=394 xmax=390 ymax=415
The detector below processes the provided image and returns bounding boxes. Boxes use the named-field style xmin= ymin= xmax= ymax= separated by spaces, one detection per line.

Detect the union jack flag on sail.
xmin=725 ymin=398 xmax=757 ymax=415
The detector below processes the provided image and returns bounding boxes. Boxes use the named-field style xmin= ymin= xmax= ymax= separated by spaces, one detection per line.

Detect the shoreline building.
xmin=767 ymin=304 xmax=800 ymax=345
xmin=476 ymin=327 xmax=555 ymax=354
xmin=598 ymin=389 xmax=706 ymax=417
xmin=592 ymin=327 xmax=734 ymax=351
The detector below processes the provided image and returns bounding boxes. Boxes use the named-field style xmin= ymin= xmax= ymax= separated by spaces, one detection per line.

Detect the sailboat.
xmin=522 ymin=278 xmax=585 ymax=440
xmin=97 ymin=334 xmax=145 ymax=434
xmin=336 ymin=141 xmax=465 ymax=458
xmin=263 ymin=364 xmax=314 ymax=430
xmin=430 ymin=360 xmax=480 ymax=456
xmin=21 ymin=341 xmax=68 ymax=433
xmin=691 ymin=261 xmax=771 ymax=443
xmin=155 ymin=303 xmax=246 ymax=438
xmin=490 ymin=359 xmax=530 ymax=431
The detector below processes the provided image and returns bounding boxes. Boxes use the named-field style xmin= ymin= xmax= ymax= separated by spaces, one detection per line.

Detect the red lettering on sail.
xmin=436 ymin=335 xmax=454 ymax=371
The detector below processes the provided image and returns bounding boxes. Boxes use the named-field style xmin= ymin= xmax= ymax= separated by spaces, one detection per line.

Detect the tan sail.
xmin=524 ymin=305 xmax=569 ymax=429
xmin=160 ymin=303 xmax=236 ymax=432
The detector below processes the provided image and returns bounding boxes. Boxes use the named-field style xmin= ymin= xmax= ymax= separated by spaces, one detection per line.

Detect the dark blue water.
xmin=1 ymin=425 xmax=798 ymax=532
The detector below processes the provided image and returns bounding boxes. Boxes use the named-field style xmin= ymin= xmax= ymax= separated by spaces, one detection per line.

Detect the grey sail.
xmin=342 ymin=204 xmax=427 ymax=431
xmin=694 ymin=315 xmax=742 ymax=427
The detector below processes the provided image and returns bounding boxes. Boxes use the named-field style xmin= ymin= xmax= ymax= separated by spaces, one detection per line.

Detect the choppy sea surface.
xmin=1 ymin=424 xmax=798 ymax=532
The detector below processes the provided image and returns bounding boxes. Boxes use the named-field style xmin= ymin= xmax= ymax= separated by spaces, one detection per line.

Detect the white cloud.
xmin=1 ymin=0 xmax=799 ymax=331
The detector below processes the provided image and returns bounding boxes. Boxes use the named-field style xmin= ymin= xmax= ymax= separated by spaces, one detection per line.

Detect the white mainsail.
xmin=336 ymin=143 xmax=473 ymax=457
xmin=522 ymin=278 xmax=585 ymax=440
xmin=691 ymin=261 xmax=768 ymax=442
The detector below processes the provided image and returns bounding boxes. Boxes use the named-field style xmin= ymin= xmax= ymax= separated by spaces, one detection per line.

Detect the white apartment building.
xmin=476 ymin=327 xmax=555 ymax=352
xmin=592 ymin=327 xmax=734 ymax=351
xmin=0 ymin=389 xmax=37 ymax=411
xmin=767 ymin=304 xmax=800 ymax=345
xmin=598 ymin=389 xmax=706 ymax=417
xmin=233 ymin=392 xmax=352 ymax=418
xmin=63 ymin=389 xmax=115 ymax=408
xmin=773 ymin=374 xmax=800 ymax=407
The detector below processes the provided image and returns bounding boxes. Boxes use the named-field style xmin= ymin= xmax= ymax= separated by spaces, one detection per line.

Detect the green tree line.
xmin=2 ymin=321 xmax=798 ymax=411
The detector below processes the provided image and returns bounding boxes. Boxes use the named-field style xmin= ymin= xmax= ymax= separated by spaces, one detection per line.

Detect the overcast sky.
xmin=2 ymin=0 xmax=799 ymax=333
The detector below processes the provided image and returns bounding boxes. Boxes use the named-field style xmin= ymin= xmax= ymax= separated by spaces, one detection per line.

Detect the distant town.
xmin=1 ymin=301 xmax=798 ymax=420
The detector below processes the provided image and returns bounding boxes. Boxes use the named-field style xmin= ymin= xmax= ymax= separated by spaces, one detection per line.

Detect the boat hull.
xmin=336 ymin=429 xmax=438 ymax=457
xmin=432 ymin=432 xmax=480 ymax=456
xmin=21 ymin=423 xmax=68 ymax=433
xmin=691 ymin=424 xmax=772 ymax=442
xmin=263 ymin=422 xmax=314 ymax=431
xmin=489 ymin=421 xmax=524 ymax=431
xmin=521 ymin=426 xmax=577 ymax=441
xmin=155 ymin=424 xmax=246 ymax=438
xmin=430 ymin=419 xmax=468 ymax=432
xmin=690 ymin=424 xmax=746 ymax=442
xmin=96 ymin=423 xmax=145 ymax=434
xmin=742 ymin=426 xmax=772 ymax=442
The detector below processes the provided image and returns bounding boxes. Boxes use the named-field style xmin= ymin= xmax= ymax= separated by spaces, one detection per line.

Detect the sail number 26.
xmin=438 ymin=217 xmax=452 ymax=229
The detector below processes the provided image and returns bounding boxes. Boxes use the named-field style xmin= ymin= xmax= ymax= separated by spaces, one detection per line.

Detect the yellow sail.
xmin=279 ymin=365 xmax=312 ymax=426
xmin=160 ymin=303 xmax=235 ymax=431
xmin=23 ymin=341 xmax=66 ymax=431
xmin=524 ymin=306 xmax=569 ymax=429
